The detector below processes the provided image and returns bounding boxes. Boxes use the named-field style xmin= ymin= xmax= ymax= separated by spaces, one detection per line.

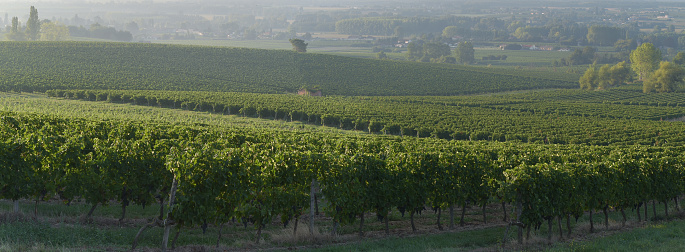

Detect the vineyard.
xmin=1 ymin=108 xmax=685 ymax=249
xmin=2 ymin=41 xmax=685 ymax=250
xmin=48 ymin=89 xmax=685 ymax=146
xmin=0 ymin=42 xmax=577 ymax=96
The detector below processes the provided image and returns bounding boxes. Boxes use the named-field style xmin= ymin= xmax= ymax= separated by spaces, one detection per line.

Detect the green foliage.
xmin=376 ymin=51 xmax=388 ymax=59
xmin=454 ymin=41 xmax=474 ymax=64
xmin=46 ymin=88 xmax=685 ymax=146
xmin=630 ymin=43 xmax=662 ymax=80
xmin=614 ymin=39 xmax=637 ymax=52
xmin=568 ymin=46 xmax=596 ymax=65
xmin=4 ymin=109 xmax=685 ymax=246
xmin=26 ymin=6 xmax=40 ymax=41
xmin=608 ymin=61 xmax=631 ymax=87
xmin=587 ymin=25 xmax=624 ymax=46
xmin=289 ymin=38 xmax=308 ymax=53
xmin=40 ymin=22 xmax=70 ymax=41
xmin=442 ymin=26 xmax=458 ymax=38
xmin=580 ymin=62 xmax=630 ymax=90
xmin=597 ymin=64 xmax=612 ymax=89
xmin=643 ymin=61 xmax=684 ymax=93
xmin=673 ymin=52 xmax=685 ymax=66
xmin=512 ymin=26 xmax=547 ymax=41
xmin=422 ymin=42 xmax=451 ymax=60
xmin=6 ymin=17 xmax=26 ymax=41
xmin=579 ymin=66 xmax=598 ymax=90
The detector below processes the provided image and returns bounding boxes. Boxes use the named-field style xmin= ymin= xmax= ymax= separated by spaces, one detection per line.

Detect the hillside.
xmin=0 ymin=41 xmax=577 ymax=96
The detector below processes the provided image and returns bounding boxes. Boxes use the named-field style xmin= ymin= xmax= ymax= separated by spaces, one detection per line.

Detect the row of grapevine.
xmin=48 ymin=89 xmax=685 ymax=146
xmin=2 ymin=111 xmax=684 ymax=247
xmin=0 ymin=41 xmax=576 ymax=96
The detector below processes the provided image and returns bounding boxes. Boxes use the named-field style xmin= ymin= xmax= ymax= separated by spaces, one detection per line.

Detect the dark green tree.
xmin=376 ymin=51 xmax=388 ymax=60
xmin=454 ymin=41 xmax=474 ymax=64
xmin=587 ymin=26 xmax=624 ymax=46
xmin=568 ymin=47 xmax=596 ymax=65
xmin=289 ymin=38 xmax=308 ymax=53
xmin=26 ymin=6 xmax=40 ymax=41
xmin=423 ymin=42 xmax=451 ymax=60
xmin=614 ymin=39 xmax=637 ymax=52
xmin=406 ymin=41 xmax=423 ymax=60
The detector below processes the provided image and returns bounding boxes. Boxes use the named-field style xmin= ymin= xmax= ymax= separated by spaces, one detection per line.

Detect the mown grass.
xmin=0 ymin=199 xmax=510 ymax=251
xmin=306 ymin=227 xmax=507 ymax=252
xmin=549 ymin=219 xmax=685 ymax=252
xmin=2 ymin=196 xmax=685 ymax=251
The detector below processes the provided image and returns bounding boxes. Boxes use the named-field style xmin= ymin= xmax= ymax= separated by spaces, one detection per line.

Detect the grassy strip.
xmin=3 ymin=197 xmax=685 ymax=251
xmin=548 ymin=219 xmax=685 ymax=252
xmin=304 ymin=227 xmax=507 ymax=252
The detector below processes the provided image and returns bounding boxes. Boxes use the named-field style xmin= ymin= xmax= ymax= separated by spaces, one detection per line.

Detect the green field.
xmin=2 ymin=93 xmax=685 ymax=251
xmin=1 ymin=40 xmax=685 ymax=251
xmin=0 ymin=42 xmax=577 ymax=96
xmin=47 ymin=88 xmax=685 ymax=146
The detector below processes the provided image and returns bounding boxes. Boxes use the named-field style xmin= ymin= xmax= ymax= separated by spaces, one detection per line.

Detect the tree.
xmin=289 ymin=38 xmax=308 ymax=53
xmin=643 ymin=61 xmax=683 ymax=93
xmin=630 ymin=43 xmax=662 ymax=80
xmin=454 ymin=41 xmax=474 ymax=64
xmin=26 ymin=6 xmax=40 ymax=41
xmin=673 ymin=52 xmax=685 ymax=66
xmin=442 ymin=26 xmax=458 ymax=38
xmin=406 ymin=41 xmax=423 ymax=60
xmin=579 ymin=66 xmax=598 ymax=90
xmin=614 ymin=39 xmax=637 ymax=52
xmin=6 ymin=17 xmax=26 ymax=41
xmin=434 ymin=56 xmax=456 ymax=64
xmin=597 ymin=64 xmax=612 ymax=90
xmin=376 ymin=51 xmax=388 ymax=60
xmin=587 ymin=26 xmax=624 ymax=46
xmin=608 ymin=61 xmax=631 ymax=87
xmin=568 ymin=47 xmax=596 ymax=65
xmin=40 ymin=21 xmax=70 ymax=41
xmin=423 ymin=42 xmax=451 ymax=60
xmin=125 ymin=21 xmax=140 ymax=33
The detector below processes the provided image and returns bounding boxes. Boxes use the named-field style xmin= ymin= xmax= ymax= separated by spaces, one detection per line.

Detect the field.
xmin=3 ymin=93 xmax=685 ymax=251
xmin=0 ymin=42 xmax=577 ymax=96
xmin=151 ymin=38 xmax=579 ymax=69
xmin=1 ymin=41 xmax=685 ymax=251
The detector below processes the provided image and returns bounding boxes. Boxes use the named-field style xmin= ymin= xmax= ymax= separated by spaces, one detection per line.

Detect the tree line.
xmin=6 ymin=6 xmax=70 ymax=41
xmin=579 ymin=42 xmax=685 ymax=93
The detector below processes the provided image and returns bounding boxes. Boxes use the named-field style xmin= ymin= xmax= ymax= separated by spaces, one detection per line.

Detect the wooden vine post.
xmin=162 ymin=178 xmax=178 ymax=252
xmin=309 ymin=178 xmax=316 ymax=236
